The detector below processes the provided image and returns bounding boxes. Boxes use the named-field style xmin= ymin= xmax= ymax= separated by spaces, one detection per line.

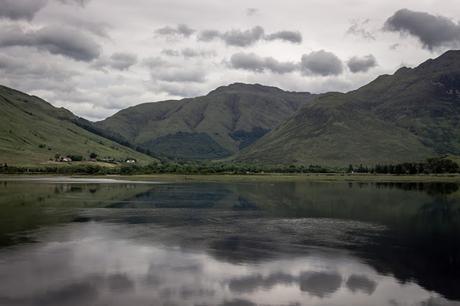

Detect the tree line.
xmin=0 ymin=158 xmax=458 ymax=175
xmin=349 ymin=158 xmax=460 ymax=174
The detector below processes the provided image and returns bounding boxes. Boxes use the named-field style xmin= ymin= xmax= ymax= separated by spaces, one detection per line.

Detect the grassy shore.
xmin=125 ymin=173 xmax=460 ymax=183
xmin=3 ymin=173 xmax=459 ymax=183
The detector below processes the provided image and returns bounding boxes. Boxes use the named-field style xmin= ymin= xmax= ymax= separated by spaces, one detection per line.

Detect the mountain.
xmin=236 ymin=50 xmax=460 ymax=166
xmin=0 ymin=85 xmax=155 ymax=166
xmin=95 ymin=83 xmax=315 ymax=159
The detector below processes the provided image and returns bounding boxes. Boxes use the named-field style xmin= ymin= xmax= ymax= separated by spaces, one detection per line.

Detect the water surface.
xmin=0 ymin=178 xmax=459 ymax=306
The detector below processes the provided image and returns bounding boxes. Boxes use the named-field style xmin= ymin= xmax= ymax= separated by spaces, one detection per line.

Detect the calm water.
xmin=0 ymin=177 xmax=459 ymax=306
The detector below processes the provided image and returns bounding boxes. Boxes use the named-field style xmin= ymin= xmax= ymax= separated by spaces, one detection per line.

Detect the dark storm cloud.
xmin=230 ymin=52 xmax=297 ymax=74
xmin=265 ymin=31 xmax=303 ymax=44
xmin=347 ymin=54 xmax=377 ymax=73
xmin=300 ymin=50 xmax=344 ymax=76
xmin=0 ymin=0 xmax=47 ymax=20
xmin=155 ymin=24 xmax=195 ymax=38
xmin=384 ymin=9 xmax=460 ymax=50
xmin=198 ymin=26 xmax=302 ymax=46
xmin=0 ymin=25 xmax=101 ymax=61
xmin=93 ymin=52 xmax=138 ymax=71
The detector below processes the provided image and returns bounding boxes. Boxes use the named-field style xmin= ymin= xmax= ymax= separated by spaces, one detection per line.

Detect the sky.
xmin=0 ymin=0 xmax=460 ymax=121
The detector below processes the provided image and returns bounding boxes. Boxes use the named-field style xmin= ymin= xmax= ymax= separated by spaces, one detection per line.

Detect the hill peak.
xmin=207 ymin=83 xmax=309 ymax=96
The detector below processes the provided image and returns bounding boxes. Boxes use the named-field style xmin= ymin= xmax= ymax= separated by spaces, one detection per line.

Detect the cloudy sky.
xmin=1 ymin=0 xmax=460 ymax=120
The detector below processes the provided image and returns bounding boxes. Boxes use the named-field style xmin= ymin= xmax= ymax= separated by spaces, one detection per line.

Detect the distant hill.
xmin=236 ymin=50 xmax=460 ymax=166
xmin=0 ymin=85 xmax=155 ymax=166
xmin=95 ymin=83 xmax=315 ymax=159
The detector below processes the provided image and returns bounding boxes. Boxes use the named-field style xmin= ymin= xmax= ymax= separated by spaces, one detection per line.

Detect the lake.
xmin=0 ymin=177 xmax=459 ymax=306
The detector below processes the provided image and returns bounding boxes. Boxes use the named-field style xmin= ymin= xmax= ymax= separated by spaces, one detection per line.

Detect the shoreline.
xmin=2 ymin=173 xmax=460 ymax=183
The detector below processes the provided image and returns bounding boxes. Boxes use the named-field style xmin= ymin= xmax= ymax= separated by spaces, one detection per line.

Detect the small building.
xmin=125 ymin=159 xmax=137 ymax=164
xmin=61 ymin=157 xmax=72 ymax=162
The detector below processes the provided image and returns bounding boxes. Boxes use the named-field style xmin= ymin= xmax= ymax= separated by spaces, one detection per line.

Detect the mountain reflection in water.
xmin=0 ymin=179 xmax=459 ymax=306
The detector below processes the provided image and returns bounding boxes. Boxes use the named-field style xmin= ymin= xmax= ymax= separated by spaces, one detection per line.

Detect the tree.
xmin=347 ymin=164 xmax=354 ymax=173
xmin=90 ymin=152 xmax=98 ymax=159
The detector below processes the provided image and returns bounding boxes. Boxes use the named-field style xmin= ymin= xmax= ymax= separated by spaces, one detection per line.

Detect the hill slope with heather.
xmin=95 ymin=83 xmax=315 ymax=160
xmin=0 ymin=85 xmax=155 ymax=166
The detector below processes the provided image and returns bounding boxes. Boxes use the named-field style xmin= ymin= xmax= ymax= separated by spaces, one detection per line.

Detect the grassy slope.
xmin=237 ymin=50 xmax=460 ymax=166
xmin=96 ymin=83 xmax=315 ymax=159
xmin=0 ymin=85 xmax=155 ymax=166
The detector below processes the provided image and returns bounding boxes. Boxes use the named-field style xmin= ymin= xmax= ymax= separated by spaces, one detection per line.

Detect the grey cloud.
xmin=155 ymin=24 xmax=195 ymax=38
xmin=221 ymin=26 xmax=265 ymax=47
xmin=198 ymin=30 xmax=221 ymax=42
xmin=346 ymin=19 xmax=375 ymax=40
xmin=57 ymin=0 xmax=92 ymax=6
xmin=156 ymin=69 xmax=206 ymax=83
xmin=65 ymin=18 xmax=111 ymax=38
xmin=198 ymin=26 xmax=301 ymax=46
xmin=0 ymin=0 xmax=47 ymax=20
xmin=299 ymin=271 xmax=343 ymax=298
xmin=246 ymin=8 xmax=258 ymax=16
xmin=345 ymin=274 xmax=377 ymax=295
xmin=0 ymin=52 xmax=77 ymax=93
xmin=144 ymin=56 xmax=171 ymax=68
xmin=0 ymin=25 xmax=101 ymax=61
xmin=0 ymin=0 xmax=92 ymax=21
xmin=384 ymin=9 xmax=460 ymax=50
xmin=151 ymin=82 xmax=204 ymax=97
xmin=220 ymin=299 xmax=257 ymax=306
xmin=162 ymin=48 xmax=216 ymax=58
xmin=161 ymin=49 xmax=180 ymax=56
xmin=108 ymin=53 xmax=137 ymax=70
xmin=347 ymin=54 xmax=377 ymax=73
xmin=181 ymin=48 xmax=216 ymax=58
xmin=228 ymin=273 xmax=296 ymax=293
xmin=93 ymin=52 xmax=137 ymax=71
xmin=300 ymin=50 xmax=343 ymax=76
xmin=230 ymin=52 xmax=297 ymax=74
xmin=265 ymin=31 xmax=302 ymax=44
xmin=144 ymin=57 xmax=206 ymax=83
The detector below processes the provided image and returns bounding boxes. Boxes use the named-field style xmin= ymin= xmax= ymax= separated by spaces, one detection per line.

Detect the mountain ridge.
xmin=235 ymin=50 xmax=460 ymax=165
xmin=95 ymin=83 xmax=316 ymax=159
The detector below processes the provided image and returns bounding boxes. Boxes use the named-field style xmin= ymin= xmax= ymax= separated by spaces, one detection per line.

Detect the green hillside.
xmin=0 ymin=85 xmax=155 ymax=166
xmin=95 ymin=83 xmax=315 ymax=159
xmin=236 ymin=50 xmax=460 ymax=166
